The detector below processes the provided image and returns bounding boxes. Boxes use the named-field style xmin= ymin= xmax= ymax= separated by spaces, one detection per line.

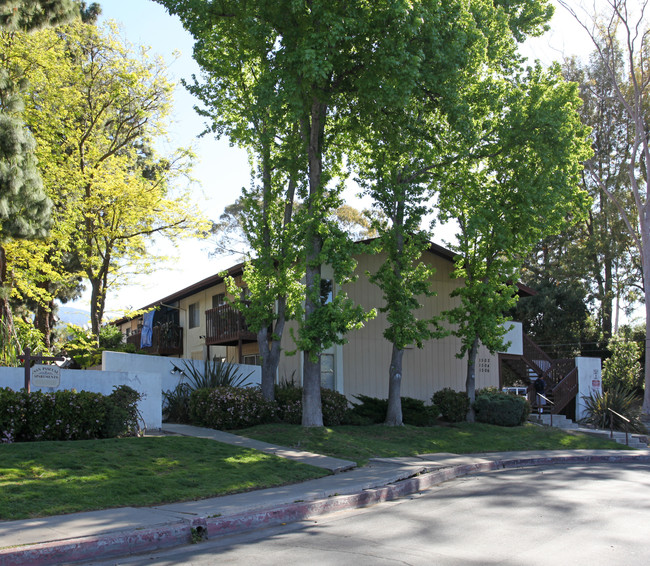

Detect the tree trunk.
xmin=642 ymin=236 xmax=650 ymax=416
xmin=300 ymin=98 xmax=326 ymax=427
xmin=302 ymin=234 xmax=323 ymax=427
xmin=602 ymin=245 xmax=613 ymax=342
xmin=35 ymin=296 xmax=54 ymax=351
xmin=385 ymin=345 xmax=404 ymax=426
xmin=0 ymin=245 xmax=18 ymax=360
xmin=257 ymin=297 xmax=287 ymax=401
xmin=89 ymin=277 xmax=102 ymax=339
xmin=465 ymin=335 xmax=479 ymax=422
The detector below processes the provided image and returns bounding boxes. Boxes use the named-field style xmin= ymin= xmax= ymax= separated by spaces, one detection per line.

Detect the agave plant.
xmin=162 ymin=358 xmax=254 ymax=423
xmin=580 ymin=385 xmax=647 ymax=433
xmin=179 ymin=358 xmax=253 ymax=389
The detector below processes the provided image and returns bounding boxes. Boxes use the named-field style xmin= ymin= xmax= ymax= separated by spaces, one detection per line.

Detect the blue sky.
xmin=75 ymin=0 xmax=596 ymax=319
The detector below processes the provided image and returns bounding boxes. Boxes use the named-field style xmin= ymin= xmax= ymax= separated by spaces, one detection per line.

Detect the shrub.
xmin=321 ymin=388 xmax=350 ymax=426
xmin=274 ymin=382 xmax=303 ymax=424
xmin=602 ymin=335 xmax=642 ymax=392
xmin=162 ymin=382 xmax=192 ymax=423
xmin=349 ymin=395 xmax=387 ymax=423
xmin=580 ymin=385 xmax=646 ymax=433
xmin=273 ymin=383 xmax=349 ymax=426
xmin=109 ymin=385 xmax=143 ymax=436
xmin=402 ymin=397 xmax=439 ymax=426
xmin=473 ymin=391 xmax=530 ymax=427
xmin=349 ymin=394 xmax=438 ymax=426
xmin=0 ymin=386 xmax=142 ymax=442
xmin=99 ymin=324 xmax=124 ymax=350
xmin=189 ymin=386 xmax=277 ymax=430
xmin=162 ymin=359 xmax=253 ymax=423
xmin=64 ymin=324 xmax=102 ymax=368
xmin=432 ymin=388 xmax=469 ymax=423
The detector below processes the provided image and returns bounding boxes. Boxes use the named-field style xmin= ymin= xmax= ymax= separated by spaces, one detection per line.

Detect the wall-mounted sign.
xmin=32 ymin=364 xmax=61 ymax=388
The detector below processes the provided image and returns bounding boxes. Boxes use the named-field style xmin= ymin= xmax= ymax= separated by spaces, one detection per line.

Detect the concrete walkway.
xmin=1 ymin=426 xmax=649 ymax=566
xmin=161 ymin=423 xmax=356 ymax=473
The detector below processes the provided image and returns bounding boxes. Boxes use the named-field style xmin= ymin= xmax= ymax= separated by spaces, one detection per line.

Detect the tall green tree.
xmin=522 ymin=49 xmax=641 ymax=345
xmin=159 ymin=0 xmax=447 ymax=425
xmin=181 ymin=6 xmax=306 ymax=401
xmin=559 ymin=0 xmax=650 ymax=416
xmin=351 ymin=0 xmax=557 ymax=425
xmin=437 ymin=64 xmax=591 ymax=420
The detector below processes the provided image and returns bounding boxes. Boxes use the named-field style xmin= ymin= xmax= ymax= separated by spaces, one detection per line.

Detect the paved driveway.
xmin=91 ymin=462 xmax=650 ymax=565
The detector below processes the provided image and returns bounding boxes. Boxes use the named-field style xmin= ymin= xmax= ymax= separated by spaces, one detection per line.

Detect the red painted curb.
xmin=2 ymin=453 xmax=649 ymax=566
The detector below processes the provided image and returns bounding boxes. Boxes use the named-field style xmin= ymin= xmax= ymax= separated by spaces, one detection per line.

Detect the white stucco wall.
xmin=102 ymin=351 xmax=262 ymax=392
xmin=499 ymin=321 xmax=523 ymax=356
xmin=0 ymin=367 xmax=162 ymax=430
xmin=575 ymin=357 xmax=603 ymax=421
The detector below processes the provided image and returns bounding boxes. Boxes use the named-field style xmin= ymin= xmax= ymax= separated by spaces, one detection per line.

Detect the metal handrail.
xmin=535 ymin=392 xmax=555 ymax=427
xmin=607 ymin=408 xmax=630 ymax=445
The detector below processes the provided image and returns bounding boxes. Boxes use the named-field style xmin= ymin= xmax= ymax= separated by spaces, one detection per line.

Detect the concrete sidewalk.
xmin=1 ymin=427 xmax=650 ymax=566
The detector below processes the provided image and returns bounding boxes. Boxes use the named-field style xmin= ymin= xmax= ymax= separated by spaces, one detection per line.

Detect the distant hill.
xmin=56 ymin=306 xmax=91 ymax=329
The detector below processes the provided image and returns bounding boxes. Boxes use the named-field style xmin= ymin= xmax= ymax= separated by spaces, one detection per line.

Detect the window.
xmin=243 ymin=354 xmax=262 ymax=366
xmin=212 ymin=293 xmax=225 ymax=308
xmin=320 ymin=353 xmax=335 ymax=390
xmin=188 ymin=302 xmax=200 ymax=329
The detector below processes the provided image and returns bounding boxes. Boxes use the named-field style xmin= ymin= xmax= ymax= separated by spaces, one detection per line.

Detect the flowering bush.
xmin=189 ymin=386 xmax=277 ymax=430
xmin=0 ymin=385 xmax=142 ymax=442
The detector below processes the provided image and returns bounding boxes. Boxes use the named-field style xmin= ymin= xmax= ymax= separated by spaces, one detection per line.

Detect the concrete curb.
xmin=2 ymin=451 xmax=650 ymax=566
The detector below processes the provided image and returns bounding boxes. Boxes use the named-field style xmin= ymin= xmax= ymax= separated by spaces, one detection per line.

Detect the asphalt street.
xmin=86 ymin=461 xmax=650 ymax=566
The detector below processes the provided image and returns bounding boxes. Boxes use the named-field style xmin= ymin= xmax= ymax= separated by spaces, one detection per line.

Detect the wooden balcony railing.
xmin=127 ymin=324 xmax=183 ymax=356
xmin=205 ymin=303 xmax=256 ymax=346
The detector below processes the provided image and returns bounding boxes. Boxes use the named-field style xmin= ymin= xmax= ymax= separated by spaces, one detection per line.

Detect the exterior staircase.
xmin=529 ymin=414 xmax=649 ymax=449
xmin=501 ymin=334 xmax=578 ymax=415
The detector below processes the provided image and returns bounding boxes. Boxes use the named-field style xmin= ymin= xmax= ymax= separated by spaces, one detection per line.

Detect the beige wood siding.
xmin=179 ymin=281 xmax=229 ymax=360
xmin=341 ymin=250 xmax=500 ymax=402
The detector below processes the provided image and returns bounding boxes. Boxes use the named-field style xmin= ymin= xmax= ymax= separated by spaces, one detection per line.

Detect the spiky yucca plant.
xmin=580 ymin=385 xmax=646 ymax=433
xmin=179 ymin=358 xmax=253 ymax=389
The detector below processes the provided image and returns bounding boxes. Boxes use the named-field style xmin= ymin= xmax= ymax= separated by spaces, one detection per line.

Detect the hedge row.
xmin=186 ymin=384 xmax=350 ymax=430
xmin=349 ymin=394 xmax=438 ymax=426
xmin=433 ymin=387 xmax=530 ymax=427
xmin=171 ymin=385 xmax=531 ymax=431
xmin=0 ymin=385 xmax=142 ymax=443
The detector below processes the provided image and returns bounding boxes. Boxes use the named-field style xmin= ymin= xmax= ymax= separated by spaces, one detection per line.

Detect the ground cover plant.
xmin=236 ymin=423 xmax=630 ymax=466
xmin=0 ymin=436 xmax=327 ymax=521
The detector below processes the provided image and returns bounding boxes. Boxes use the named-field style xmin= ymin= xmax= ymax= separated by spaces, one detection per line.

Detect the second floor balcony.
xmin=127 ymin=324 xmax=183 ymax=356
xmin=205 ymin=302 xmax=256 ymax=346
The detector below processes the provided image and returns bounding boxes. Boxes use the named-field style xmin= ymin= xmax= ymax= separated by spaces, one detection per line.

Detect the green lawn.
xmin=0 ymin=436 xmax=327 ymax=521
xmin=236 ymin=422 xmax=630 ymax=466
xmin=0 ymin=423 xmax=629 ymax=521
